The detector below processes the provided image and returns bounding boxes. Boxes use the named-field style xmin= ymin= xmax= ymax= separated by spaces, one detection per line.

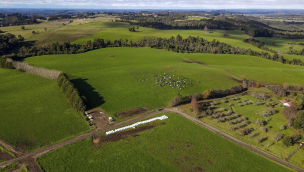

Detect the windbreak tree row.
xmin=57 ymin=73 xmax=86 ymax=112
xmin=3 ymin=34 xmax=303 ymax=67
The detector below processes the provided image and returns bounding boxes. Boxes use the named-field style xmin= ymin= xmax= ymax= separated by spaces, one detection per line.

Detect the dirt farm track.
xmin=0 ymin=108 xmax=303 ymax=172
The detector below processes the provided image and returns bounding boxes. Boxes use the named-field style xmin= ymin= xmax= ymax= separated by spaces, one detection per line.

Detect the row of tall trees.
xmin=119 ymin=15 xmax=304 ymax=38
xmin=169 ymin=84 xmax=245 ymax=107
xmin=244 ymin=38 xmax=304 ymax=56
xmin=57 ymin=73 xmax=86 ymax=112
xmin=12 ymin=60 xmax=60 ymax=80
xmin=11 ymin=35 xmax=304 ymax=67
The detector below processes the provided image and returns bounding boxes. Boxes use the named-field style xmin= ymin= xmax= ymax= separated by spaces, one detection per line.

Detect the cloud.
xmin=0 ymin=0 xmax=303 ymax=9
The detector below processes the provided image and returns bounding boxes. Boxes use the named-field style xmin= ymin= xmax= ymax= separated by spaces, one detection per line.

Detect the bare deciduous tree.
xmin=274 ymin=133 xmax=284 ymax=142
xmin=11 ymin=60 xmax=60 ymax=81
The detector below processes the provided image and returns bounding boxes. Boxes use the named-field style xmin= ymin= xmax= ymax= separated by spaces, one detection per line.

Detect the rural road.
xmin=1 ymin=108 xmax=304 ymax=172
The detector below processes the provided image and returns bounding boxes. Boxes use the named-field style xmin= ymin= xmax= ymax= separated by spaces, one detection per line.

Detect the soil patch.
xmin=108 ymin=55 xmax=115 ymax=57
xmin=86 ymin=109 xmax=109 ymax=129
xmin=16 ymin=141 xmax=35 ymax=150
xmin=193 ymin=166 xmax=205 ymax=172
xmin=0 ymin=152 xmax=13 ymax=161
xmin=115 ymin=107 xmax=146 ymax=118
xmin=94 ymin=122 xmax=166 ymax=146
xmin=21 ymin=158 xmax=42 ymax=172
xmin=94 ymin=125 xmax=155 ymax=146
xmin=169 ymin=144 xmax=176 ymax=149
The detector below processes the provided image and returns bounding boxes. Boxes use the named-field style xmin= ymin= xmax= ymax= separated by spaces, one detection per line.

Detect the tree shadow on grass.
xmin=9 ymin=41 xmax=36 ymax=55
xmin=71 ymin=78 xmax=105 ymax=110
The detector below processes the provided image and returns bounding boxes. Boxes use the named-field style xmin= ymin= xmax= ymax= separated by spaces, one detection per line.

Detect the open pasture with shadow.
xmin=37 ymin=113 xmax=293 ymax=172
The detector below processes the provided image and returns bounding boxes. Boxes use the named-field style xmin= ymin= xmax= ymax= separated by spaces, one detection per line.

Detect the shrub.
xmin=261 ymin=108 xmax=277 ymax=117
xmin=237 ymin=128 xmax=253 ymax=136
xmin=249 ymin=132 xmax=260 ymax=139
xmin=261 ymin=127 xmax=267 ymax=132
xmin=169 ymin=94 xmax=182 ymax=107
xmin=251 ymin=92 xmax=268 ymax=100
xmin=291 ymin=134 xmax=301 ymax=143
xmin=255 ymin=119 xmax=264 ymax=127
xmin=274 ymin=133 xmax=284 ymax=142
xmin=226 ymin=110 xmax=232 ymax=116
xmin=265 ymin=117 xmax=271 ymax=122
xmin=282 ymin=106 xmax=298 ymax=120
xmin=287 ymin=119 xmax=294 ymax=127
xmin=279 ymin=125 xmax=285 ymax=130
xmin=282 ymin=136 xmax=293 ymax=147
xmin=256 ymin=136 xmax=268 ymax=144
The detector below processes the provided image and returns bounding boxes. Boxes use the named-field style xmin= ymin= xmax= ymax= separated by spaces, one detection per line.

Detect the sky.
xmin=0 ymin=0 xmax=303 ymax=9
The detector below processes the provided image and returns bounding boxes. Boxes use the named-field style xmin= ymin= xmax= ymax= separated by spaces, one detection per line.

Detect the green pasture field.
xmin=182 ymin=89 xmax=303 ymax=168
xmin=73 ymin=25 xmax=264 ymax=53
xmin=180 ymin=53 xmax=304 ymax=85
xmin=0 ymin=17 xmax=119 ymax=46
xmin=0 ymin=68 xmax=89 ymax=151
xmin=289 ymin=148 xmax=304 ymax=167
xmin=256 ymin=37 xmax=304 ymax=54
xmin=37 ymin=112 xmax=293 ymax=172
xmin=25 ymin=47 xmax=240 ymax=116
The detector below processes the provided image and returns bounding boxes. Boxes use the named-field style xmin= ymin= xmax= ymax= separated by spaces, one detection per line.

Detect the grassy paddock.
xmin=73 ymin=26 xmax=264 ymax=52
xmin=180 ymin=53 xmax=304 ymax=85
xmin=0 ymin=68 xmax=89 ymax=151
xmin=256 ymin=37 xmax=304 ymax=54
xmin=37 ymin=113 xmax=292 ymax=172
xmin=25 ymin=47 xmax=239 ymax=116
xmin=0 ymin=17 xmax=120 ymax=46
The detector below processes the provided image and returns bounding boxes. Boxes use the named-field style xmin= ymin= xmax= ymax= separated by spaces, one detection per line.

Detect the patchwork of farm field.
xmin=37 ymin=112 xmax=292 ymax=172
xmin=181 ymin=89 xmax=304 ymax=167
xmin=73 ymin=26 xmax=265 ymax=52
xmin=256 ymin=37 xmax=304 ymax=54
xmin=25 ymin=47 xmax=240 ymax=116
xmin=181 ymin=53 xmax=304 ymax=85
xmin=0 ymin=68 xmax=89 ymax=151
xmin=0 ymin=17 xmax=121 ymax=47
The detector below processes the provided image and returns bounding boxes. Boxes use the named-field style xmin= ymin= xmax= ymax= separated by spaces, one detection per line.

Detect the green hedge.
xmin=57 ymin=73 xmax=86 ymax=112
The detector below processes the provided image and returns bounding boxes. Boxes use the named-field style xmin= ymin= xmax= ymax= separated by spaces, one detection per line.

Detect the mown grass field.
xmin=37 ymin=112 xmax=293 ymax=172
xmin=0 ymin=68 xmax=89 ymax=151
xmin=181 ymin=53 xmax=304 ymax=85
xmin=25 ymin=47 xmax=239 ymax=116
xmin=181 ymin=89 xmax=303 ymax=168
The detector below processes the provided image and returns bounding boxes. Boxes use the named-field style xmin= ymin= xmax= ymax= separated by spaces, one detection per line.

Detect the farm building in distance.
xmin=280 ymin=99 xmax=291 ymax=107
